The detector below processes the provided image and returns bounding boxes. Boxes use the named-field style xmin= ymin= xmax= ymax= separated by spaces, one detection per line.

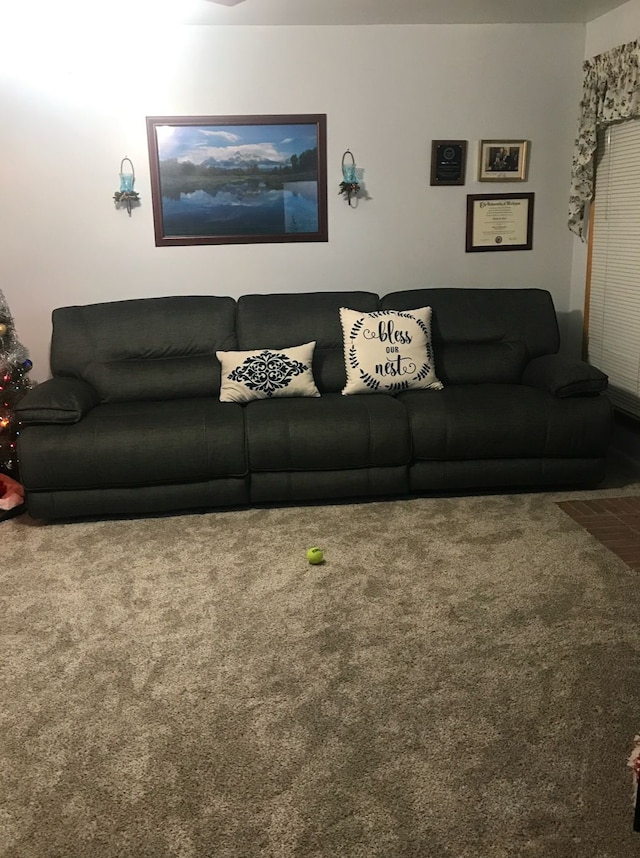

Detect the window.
xmin=587 ymin=119 xmax=640 ymax=419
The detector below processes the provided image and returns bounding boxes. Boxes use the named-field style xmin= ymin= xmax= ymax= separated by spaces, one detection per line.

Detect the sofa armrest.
xmin=16 ymin=377 xmax=100 ymax=424
xmin=522 ymin=354 xmax=608 ymax=398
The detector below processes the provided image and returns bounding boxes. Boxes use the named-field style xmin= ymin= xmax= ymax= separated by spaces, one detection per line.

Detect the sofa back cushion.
xmin=51 ymin=296 xmax=238 ymax=402
xmin=380 ymin=288 xmax=560 ymax=385
xmin=237 ymin=292 xmax=380 ymax=393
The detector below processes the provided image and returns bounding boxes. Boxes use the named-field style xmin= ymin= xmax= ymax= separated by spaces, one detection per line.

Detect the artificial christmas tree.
xmin=0 ymin=290 xmax=32 ymax=515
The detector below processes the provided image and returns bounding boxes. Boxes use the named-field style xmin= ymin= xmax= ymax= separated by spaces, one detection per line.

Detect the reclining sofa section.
xmin=16 ymin=288 xmax=612 ymax=520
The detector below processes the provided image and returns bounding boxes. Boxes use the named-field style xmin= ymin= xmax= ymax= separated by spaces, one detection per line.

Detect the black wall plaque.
xmin=430 ymin=140 xmax=467 ymax=186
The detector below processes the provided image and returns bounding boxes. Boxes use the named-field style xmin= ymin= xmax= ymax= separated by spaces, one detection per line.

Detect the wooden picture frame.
xmin=466 ymin=192 xmax=534 ymax=252
xmin=146 ymin=114 xmax=328 ymax=247
xmin=478 ymin=139 xmax=529 ymax=182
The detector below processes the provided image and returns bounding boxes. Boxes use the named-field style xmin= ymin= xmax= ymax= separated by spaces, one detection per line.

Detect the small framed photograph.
xmin=478 ymin=139 xmax=529 ymax=182
xmin=430 ymin=140 xmax=467 ymax=185
xmin=146 ymin=114 xmax=328 ymax=247
xmin=466 ymin=192 xmax=534 ymax=252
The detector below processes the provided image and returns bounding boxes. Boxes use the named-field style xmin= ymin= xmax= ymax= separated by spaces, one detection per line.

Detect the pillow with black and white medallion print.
xmin=340 ymin=307 xmax=443 ymax=395
xmin=217 ymin=341 xmax=320 ymax=403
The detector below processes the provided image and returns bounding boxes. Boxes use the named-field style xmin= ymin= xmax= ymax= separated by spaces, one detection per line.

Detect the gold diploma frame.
xmin=465 ymin=192 xmax=534 ymax=252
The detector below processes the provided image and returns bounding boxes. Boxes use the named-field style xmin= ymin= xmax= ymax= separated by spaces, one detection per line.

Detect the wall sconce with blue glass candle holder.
xmin=339 ymin=149 xmax=361 ymax=207
xmin=113 ymin=157 xmax=140 ymax=216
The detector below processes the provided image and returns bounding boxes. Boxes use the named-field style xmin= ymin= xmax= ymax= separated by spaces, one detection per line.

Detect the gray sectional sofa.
xmin=16 ymin=288 xmax=612 ymax=520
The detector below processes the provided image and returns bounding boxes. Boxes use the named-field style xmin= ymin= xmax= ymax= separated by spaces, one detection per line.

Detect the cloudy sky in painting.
xmin=155 ymin=123 xmax=318 ymax=166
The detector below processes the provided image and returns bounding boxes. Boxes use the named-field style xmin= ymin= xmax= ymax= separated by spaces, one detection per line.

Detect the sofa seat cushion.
xmin=401 ymin=384 xmax=612 ymax=460
xmin=245 ymin=392 xmax=411 ymax=471
xmin=19 ymin=399 xmax=246 ymax=491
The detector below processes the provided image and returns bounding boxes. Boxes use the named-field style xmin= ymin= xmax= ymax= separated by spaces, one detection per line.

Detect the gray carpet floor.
xmin=2 ymin=474 xmax=640 ymax=857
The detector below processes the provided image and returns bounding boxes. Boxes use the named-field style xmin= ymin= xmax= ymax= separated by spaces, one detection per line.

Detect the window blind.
xmin=588 ymin=119 xmax=640 ymax=419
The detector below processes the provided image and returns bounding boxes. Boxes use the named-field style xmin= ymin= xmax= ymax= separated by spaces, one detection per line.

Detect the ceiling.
xmin=193 ymin=0 xmax=629 ymax=26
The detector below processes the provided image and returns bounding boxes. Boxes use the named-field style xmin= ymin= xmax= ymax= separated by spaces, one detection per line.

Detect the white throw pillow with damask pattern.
xmin=340 ymin=307 xmax=443 ymax=395
xmin=217 ymin=342 xmax=320 ymax=403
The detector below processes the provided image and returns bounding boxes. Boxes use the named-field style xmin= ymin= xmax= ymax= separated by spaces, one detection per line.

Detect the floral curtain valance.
xmin=568 ymin=40 xmax=640 ymax=239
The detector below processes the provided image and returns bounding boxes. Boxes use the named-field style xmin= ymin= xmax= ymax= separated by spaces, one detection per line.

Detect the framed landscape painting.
xmin=146 ymin=114 xmax=328 ymax=247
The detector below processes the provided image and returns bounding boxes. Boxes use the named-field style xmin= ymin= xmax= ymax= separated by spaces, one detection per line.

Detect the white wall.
xmin=585 ymin=0 xmax=640 ymax=55
xmin=1 ymin=21 xmax=584 ymax=380
xmin=569 ymin=0 xmax=640 ymax=355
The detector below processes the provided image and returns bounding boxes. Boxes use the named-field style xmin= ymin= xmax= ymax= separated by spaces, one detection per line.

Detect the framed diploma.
xmin=465 ymin=192 xmax=534 ymax=252
xmin=430 ymin=140 xmax=467 ymax=186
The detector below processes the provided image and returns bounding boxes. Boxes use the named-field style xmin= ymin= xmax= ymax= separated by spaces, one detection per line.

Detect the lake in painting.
xmin=160 ymin=181 xmax=319 ymax=237
xmin=154 ymin=121 xmax=322 ymax=238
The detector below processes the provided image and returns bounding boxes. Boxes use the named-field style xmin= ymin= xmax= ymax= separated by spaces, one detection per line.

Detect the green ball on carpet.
xmin=306 ymin=547 xmax=324 ymax=565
